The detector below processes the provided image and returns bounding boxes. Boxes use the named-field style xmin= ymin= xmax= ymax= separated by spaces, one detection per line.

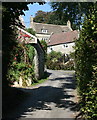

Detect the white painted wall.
xmin=47 ymin=42 xmax=75 ymax=55
xmin=36 ymin=33 xmax=50 ymax=42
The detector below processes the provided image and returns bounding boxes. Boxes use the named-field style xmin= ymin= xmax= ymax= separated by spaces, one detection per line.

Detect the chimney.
xmin=30 ymin=15 xmax=35 ymax=31
xmin=67 ymin=20 xmax=72 ymax=31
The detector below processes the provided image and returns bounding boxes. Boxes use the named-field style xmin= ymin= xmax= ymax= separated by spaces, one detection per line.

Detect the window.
xmin=64 ymin=44 xmax=68 ymax=47
xmin=41 ymin=29 xmax=48 ymax=33
xmin=42 ymin=38 xmax=48 ymax=41
xmin=66 ymin=44 xmax=68 ymax=47
xmin=51 ymin=48 xmax=53 ymax=50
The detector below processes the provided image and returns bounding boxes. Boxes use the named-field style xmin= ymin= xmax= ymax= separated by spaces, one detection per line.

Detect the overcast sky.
xmin=22 ymin=2 xmax=52 ymax=28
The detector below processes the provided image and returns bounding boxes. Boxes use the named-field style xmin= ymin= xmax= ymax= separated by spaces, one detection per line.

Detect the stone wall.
xmin=34 ymin=46 xmax=45 ymax=80
xmin=12 ymin=27 xmax=45 ymax=87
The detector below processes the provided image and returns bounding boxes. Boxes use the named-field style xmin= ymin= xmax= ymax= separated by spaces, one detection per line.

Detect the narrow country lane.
xmin=4 ymin=70 xmax=79 ymax=119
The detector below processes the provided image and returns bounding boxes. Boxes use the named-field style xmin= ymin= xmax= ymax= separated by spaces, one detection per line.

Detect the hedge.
xmin=75 ymin=4 xmax=97 ymax=120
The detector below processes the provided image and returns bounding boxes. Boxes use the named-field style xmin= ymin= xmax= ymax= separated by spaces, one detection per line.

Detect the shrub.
xmin=46 ymin=50 xmax=74 ymax=70
xmin=75 ymin=4 xmax=97 ymax=120
xmin=40 ymin=39 xmax=47 ymax=62
xmin=25 ymin=28 xmax=36 ymax=36
xmin=7 ymin=44 xmax=36 ymax=86
xmin=63 ymin=60 xmax=75 ymax=70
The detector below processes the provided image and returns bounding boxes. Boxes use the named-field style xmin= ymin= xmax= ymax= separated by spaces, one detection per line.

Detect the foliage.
xmin=2 ymin=2 xmax=44 ymax=87
xmin=40 ymin=39 xmax=47 ymax=52
xmin=47 ymin=50 xmax=62 ymax=61
xmin=69 ymin=52 xmax=75 ymax=59
xmin=46 ymin=51 xmax=74 ymax=70
xmin=31 ymin=71 xmax=49 ymax=86
xmin=40 ymin=39 xmax=47 ymax=62
xmin=7 ymin=62 xmax=35 ymax=83
xmin=25 ymin=44 xmax=35 ymax=64
xmin=33 ymin=10 xmax=66 ymax=25
xmin=50 ymin=2 xmax=95 ymax=30
xmin=34 ymin=10 xmax=48 ymax=23
xmin=75 ymin=3 xmax=97 ymax=119
xmin=46 ymin=60 xmax=74 ymax=70
xmin=62 ymin=60 xmax=74 ymax=70
xmin=46 ymin=51 xmax=62 ymax=70
xmin=7 ymin=43 xmax=36 ymax=86
xmin=25 ymin=28 xmax=36 ymax=36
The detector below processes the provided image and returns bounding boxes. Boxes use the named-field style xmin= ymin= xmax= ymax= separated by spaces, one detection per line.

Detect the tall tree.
xmin=49 ymin=2 xmax=95 ymax=29
xmin=33 ymin=10 xmax=67 ymax=25
xmin=34 ymin=10 xmax=47 ymax=23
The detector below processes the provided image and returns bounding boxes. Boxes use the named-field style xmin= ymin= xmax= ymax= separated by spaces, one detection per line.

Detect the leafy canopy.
xmin=49 ymin=2 xmax=95 ymax=30
xmin=33 ymin=10 xmax=67 ymax=25
xmin=75 ymin=3 xmax=97 ymax=119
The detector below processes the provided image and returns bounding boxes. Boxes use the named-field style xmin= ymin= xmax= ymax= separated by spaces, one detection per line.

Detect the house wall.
xmin=47 ymin=42 xmax=75 ymax=55
xmin=36 ymin=33 xmax=50 ymax=42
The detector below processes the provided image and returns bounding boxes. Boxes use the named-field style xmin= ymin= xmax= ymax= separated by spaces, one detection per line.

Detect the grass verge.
xmin=31 ymin=71 xmax=50 ymax=86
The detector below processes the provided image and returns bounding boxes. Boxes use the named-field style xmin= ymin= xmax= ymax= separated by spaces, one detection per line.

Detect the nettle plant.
xmin=7 ymin=43 xmax=36 ymax=85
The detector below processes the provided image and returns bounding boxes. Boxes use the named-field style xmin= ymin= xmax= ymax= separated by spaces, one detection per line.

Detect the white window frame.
xmin=41 ymin=29 xmax=48 ymax=33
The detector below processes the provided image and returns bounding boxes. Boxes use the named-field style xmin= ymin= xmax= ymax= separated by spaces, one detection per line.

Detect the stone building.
xmin=29 ymin=16 xmax=79 ymax=55
xmin=30 ymin=16 xmax=73 ymax=43
xmin=47 ymin=30 xmax=79 ymax=55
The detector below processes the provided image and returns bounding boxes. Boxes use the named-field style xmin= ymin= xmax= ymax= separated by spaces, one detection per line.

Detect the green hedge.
xmin=75 ymin=4 xmax=97 ymax=120
xmin=46 ymin=51 xmax=74 ymax=70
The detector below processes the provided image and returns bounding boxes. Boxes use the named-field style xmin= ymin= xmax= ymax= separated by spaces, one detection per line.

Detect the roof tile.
xmin=34 ymin=22 xmax=72 ymax=34
xmin=48 ymin=30 xmax=78 ymax=46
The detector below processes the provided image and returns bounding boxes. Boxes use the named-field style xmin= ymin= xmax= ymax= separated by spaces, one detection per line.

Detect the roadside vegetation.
xmin=75 ymin=4 xmax=97 ymax=120
xmin=7 ymin=43 xmax=37 ymax=86
xmin=46 ymin=50 xmax=74 ymax=70
xmin=2 ymin=2 xmax=44 ymax=88
xmin=31 ymin=71 xmax=50 ymax=86
xmin=25 ymin=28 xmax=36 ymax=36
xmin=34 ymin=3 xmax=95 ymax=30
xmin=2 ymin=2 xmax=97 ymax=119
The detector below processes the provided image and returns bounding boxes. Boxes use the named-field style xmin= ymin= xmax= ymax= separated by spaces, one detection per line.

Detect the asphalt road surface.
xmin=4 ymin=69 xmax=79 ymax=119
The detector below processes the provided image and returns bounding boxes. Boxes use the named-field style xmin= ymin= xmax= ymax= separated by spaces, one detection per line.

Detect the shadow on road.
xmin=2 ymin=71 xmax=79 ymax=119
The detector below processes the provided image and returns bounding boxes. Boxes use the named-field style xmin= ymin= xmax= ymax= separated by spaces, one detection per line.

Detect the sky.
xmin=22 ymin=2 xmax=53 ymax=28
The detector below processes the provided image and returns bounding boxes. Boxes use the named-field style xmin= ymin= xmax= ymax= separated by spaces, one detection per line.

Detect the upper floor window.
xmin=41 ymin=29 xmax=48 ymax=33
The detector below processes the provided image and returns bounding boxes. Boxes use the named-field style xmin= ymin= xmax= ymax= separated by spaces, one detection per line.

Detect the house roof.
xmin=34 ymin=22 xmax=72 ymax=34
xmin=47 ymin=30 xmax=79 ymax=46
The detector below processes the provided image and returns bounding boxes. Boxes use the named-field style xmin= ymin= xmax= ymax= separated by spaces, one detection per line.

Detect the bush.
xmin=62 ymin=60 xmax=75 ymax=70
xmin=7 ymin=44 xmax=36 ymax=86
xmin=75 ymin=4 xmax=97 ymax=120
xmin=40 ymin=39 xmax=47 ymax=62
xmin=25 ymin=28 xmax=36 ymax=36
xmin=46 ymin=50 xmax=74 ymax=70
